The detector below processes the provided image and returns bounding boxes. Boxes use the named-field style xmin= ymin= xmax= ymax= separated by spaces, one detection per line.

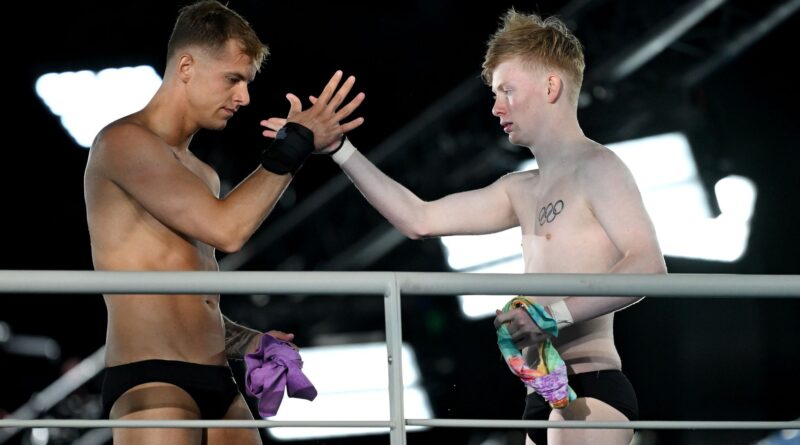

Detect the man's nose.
xmin=492 ymin=99 xmax=505 ymax=117
xmin=235 ymin=84 xmax=250 ymax=107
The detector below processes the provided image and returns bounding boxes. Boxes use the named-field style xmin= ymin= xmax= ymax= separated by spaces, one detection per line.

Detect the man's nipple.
xmin=545 ymin=233 xmax=552 ymax=241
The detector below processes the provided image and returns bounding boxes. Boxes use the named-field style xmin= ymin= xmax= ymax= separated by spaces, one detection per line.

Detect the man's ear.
xmin=546 ymin=74 xmax=563 ymax=103
xmin=177 ymin=53 xmax=194 ymax=83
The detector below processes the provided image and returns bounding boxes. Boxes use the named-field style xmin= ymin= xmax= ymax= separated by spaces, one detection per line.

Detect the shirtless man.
xmin=83 ymin=1 xmax=364 ymax=443
xmin=263 ymin=8 xmax=666 ymax=445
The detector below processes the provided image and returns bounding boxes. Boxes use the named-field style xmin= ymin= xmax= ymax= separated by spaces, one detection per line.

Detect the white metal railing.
xmin=2 ymin=271 xmax=800 ymax=296
xmin=1 ymin=271 xmax=799 ymax=445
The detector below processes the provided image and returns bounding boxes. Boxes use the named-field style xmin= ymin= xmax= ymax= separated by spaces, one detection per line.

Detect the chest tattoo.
xmin=538 ymin=199 xmax=565 ymax=226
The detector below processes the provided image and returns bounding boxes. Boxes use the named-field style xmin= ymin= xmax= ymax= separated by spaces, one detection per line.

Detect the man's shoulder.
xmin=95 ymin=117 xmax=147 ymax=143
xmin=576 ymin=142 xmax=629 ymax=178
xmin=502 ymin=168 xmax=540 ymax=183
xmin=92 ymin=118 xmax=163 ymax=157
xmin=498 ymin=168 xmax=540 ymax=193
xmin=573 ymin=142 xmax=640 ymax=198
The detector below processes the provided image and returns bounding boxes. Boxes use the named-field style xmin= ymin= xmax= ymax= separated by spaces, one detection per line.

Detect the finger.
xmin=261 ymin=117 xmax=287 ymax=126
xmin=308 ymin=95 xmax=318 ymax=104
xmin=327 ymin=75 xmax=356 ymax=111
xmin=338 ymin=117 xmax=365 ymax=134
xmin=315 ymin=70 xmax=344 ymax=105
xmin=260 ymin=117 xmax=287 ymax=131
xmin=493 ymin=309 xmax=508 ymax=329
xmin=333 ymin=91 xmax=366 ymax=122
xmin=262 ymin=130 xmax=278 ymax=139
xmin=494 ymin=311 xmax=514 ymax=325
xmin=510 ymin=330 xmax=529 ymax=344
xmin=512 ymin=334 xmax=537 ymax=350
xmin=513 ymin=340 xmax=527 ymax=350
xmin=285 ymin=93 xmax=303 ymax=117
xmin=513 ymin=308 xmax=531 ymax=325
xmin=267 ymin=330 xmax=294 ymax=340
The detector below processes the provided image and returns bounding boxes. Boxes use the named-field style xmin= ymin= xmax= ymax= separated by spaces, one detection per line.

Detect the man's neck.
xmin=527 ymin=117 xmax=586 ymax=169
xmin=141 ymin=85 xmax=196 ymax=150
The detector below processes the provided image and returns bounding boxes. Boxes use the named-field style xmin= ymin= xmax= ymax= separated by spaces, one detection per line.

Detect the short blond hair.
xmin=482 ymin=9 xmax=585 ymax=105
xmin=167 ymin=0 xmax=268 ymax=71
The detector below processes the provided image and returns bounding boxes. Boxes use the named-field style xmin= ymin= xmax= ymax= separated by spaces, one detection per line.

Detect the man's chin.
xmin=508 ymin=133 xmax=530 ymax=147
xmin=207 ymin=120 xmax=228 ymax=131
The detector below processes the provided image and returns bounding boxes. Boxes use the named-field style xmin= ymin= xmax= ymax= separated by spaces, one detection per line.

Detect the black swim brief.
xmin=523 ymin=369 xmax=639 ymax=444
xmin=101 ymin=359 xmax=240 ymax=420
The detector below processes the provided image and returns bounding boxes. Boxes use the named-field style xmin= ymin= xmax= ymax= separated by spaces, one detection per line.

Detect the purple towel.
xmin=244 ymin=333 xmax=317 ymax=417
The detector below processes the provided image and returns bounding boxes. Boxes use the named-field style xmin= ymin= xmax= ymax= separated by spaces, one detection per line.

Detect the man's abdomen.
xmin=555 ymin=313 xmax=622 ymax=374
xmin=104 ymin=294 xmax=226 ymax=367
xmin=523 ymin=312 xmax=622 ymax=375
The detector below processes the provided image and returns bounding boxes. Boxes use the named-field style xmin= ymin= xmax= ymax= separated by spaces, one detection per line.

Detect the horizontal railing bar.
xmin=396 ymin=272 xmax=800 ymax=297
xmin=407 ymin=419 xmax=800 ymax=430
xmin=0 ymin=420 xmax=391 ymax=429
xmin=0 ymin=271 xmax=393 ymax=295
xmin=1 ymin=419 xmax=797 ymax=430
xmin=0 ymin=271 xmax=798 ymax=297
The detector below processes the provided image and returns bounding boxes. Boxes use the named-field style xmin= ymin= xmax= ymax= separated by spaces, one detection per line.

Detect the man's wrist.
xmin=223 ymin=315 xmax=263 ymax=359
xmin=546 ymin=299 xmax=574 ymax=330
xmin=331 ymin=137 xmax=357 ymax=165
xmin=261 ymin=122 xmax=315 ymax=175
xmin=246 ymin=333 xmax=263 ymax=356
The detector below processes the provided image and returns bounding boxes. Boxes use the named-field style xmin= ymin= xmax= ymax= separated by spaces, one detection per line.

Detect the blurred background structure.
xmin=2 ymin=1 xmax=800 ymax=444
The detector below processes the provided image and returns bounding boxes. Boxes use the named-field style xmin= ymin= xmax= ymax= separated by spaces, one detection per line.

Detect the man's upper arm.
xmin=582 ymin=150 xmax=665 ymax=272
xmin=97 ymin=124 xmax=223 ymax=241
xmin=421 ymin=172 xmax=521 ymax=236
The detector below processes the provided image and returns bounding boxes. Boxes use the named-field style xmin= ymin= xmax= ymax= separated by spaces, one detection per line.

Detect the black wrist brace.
xmin=260 ymin=122 xmax=314 ymax=175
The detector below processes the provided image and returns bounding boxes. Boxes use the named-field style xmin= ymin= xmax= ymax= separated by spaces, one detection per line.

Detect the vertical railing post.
xmin=384 ymin=274 xmax=406 ymax=445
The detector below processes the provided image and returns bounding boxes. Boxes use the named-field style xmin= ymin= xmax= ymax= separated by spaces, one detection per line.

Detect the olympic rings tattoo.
xmin=538 ymin=200 xmax=565 ymax=225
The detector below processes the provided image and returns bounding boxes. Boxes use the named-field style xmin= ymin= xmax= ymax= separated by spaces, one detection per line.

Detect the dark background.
xmin=2 ymin=1 xmax=799 ymax=444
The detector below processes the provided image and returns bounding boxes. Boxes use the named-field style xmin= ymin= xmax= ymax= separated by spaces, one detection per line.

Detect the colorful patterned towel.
xmin=496 ymin=296 xmax=576 ymax=408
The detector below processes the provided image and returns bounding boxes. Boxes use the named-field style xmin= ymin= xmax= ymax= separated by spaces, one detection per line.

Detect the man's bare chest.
xmin=512 ymin=176 xmax=592 ymax=236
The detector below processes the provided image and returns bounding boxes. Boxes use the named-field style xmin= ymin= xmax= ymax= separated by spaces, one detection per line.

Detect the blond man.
xmin=264 ymin=8 xmax=666 ymax=445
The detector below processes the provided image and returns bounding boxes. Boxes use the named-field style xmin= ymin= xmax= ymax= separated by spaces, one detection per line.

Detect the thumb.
xmin=308 ymin=95 xmax=318 ymax=105
xmin=285 ymin=93 xmax=303 ymax=117
xmin=493 ymin=310 xmax=506 ymax=329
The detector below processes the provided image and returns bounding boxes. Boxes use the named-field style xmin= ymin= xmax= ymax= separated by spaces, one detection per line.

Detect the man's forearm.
xmin=223 ymin=315 xmax=261 ymax=359
xmin=554 ymin=296 xmax=643 ymax=329
xmin=555 ymin=252 xmax=666 ymax=327
xmin=217 ymin=168 xmax=292 ymax=253
xmin=338 ymin=147 xmax=429 ymax=238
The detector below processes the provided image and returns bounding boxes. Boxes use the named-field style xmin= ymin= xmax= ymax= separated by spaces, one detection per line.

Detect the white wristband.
xmin=547 ymin=299 xmax=574 ymax=327
xmin=331 ymin=137 xmax=357 ymax=165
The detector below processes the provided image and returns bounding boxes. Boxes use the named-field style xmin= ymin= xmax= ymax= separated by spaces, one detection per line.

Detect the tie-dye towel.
xmin=496 ymin=296 xmax=576 ymax=408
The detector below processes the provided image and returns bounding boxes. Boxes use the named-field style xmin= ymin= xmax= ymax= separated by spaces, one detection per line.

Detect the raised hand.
xmin=261 ymin=71 xmax=365 ymax=150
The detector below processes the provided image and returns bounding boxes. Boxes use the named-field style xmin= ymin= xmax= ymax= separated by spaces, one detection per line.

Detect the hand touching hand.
xmin=260 ymin=70 xmax=365 ymax=151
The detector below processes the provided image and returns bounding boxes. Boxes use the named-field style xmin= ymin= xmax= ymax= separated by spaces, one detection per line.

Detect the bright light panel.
xmin=35 ymin=66 xmax=161 ymax=148
xmin=267 ymin=342 xmax=432 ymax=440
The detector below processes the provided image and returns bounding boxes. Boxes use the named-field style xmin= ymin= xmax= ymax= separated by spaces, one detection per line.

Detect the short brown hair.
xmin=167 ymin=0 xmax=268 ymax=71
xmin=482 ymin=9 xmax=585 ymax=105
